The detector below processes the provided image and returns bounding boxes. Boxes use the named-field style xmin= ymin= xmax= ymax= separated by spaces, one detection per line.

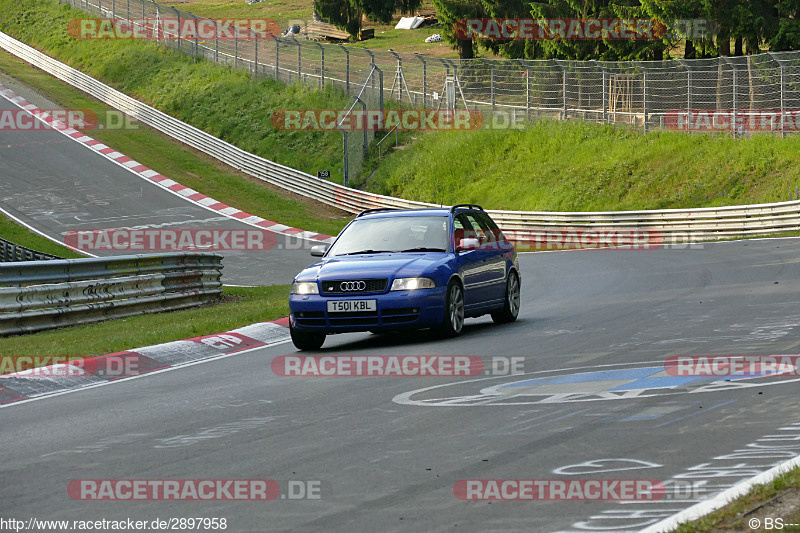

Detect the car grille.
xmin=320 ymin=279 xmax=388 ymax=295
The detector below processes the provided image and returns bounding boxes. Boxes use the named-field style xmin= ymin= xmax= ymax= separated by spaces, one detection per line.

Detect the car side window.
xmin=463 ymin=213 xmax=494 ymax=245
xmin=475 ymin=212 xmax=503 ymax=243
xmin=453 ymin=213 xmax=476 ymax=246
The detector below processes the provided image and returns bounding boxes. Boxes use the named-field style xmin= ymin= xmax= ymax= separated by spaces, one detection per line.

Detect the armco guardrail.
xmin=1 ymin=236 xmax=61 ymax=262
xmin=0 ymin=252 xmax=222 ymax=335
xmin=1 ymin=31 xmax=799 ymax=241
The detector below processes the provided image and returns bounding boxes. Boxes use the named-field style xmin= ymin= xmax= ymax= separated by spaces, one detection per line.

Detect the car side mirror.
xmin=310 ymin=245 xmax=328 ymax=257
xmin=456 ymin=238 xmax=480 ymax=252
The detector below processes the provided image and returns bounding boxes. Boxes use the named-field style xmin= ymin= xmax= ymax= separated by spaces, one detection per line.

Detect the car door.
xmin=453 ymin=213 xmax=487 ymax=309
xmin=474 ymin=211 xmax=509 ymax=303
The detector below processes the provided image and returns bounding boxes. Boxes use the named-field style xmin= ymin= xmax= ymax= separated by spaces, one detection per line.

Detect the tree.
xmin=316 ymin=0 xmax=424 ymax=39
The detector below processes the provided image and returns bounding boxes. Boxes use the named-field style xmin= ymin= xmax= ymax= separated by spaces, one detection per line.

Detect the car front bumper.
xmin=289 ymin=287 xmax=447 ymax=333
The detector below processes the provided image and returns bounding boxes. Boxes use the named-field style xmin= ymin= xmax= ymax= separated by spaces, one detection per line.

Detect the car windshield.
xmin=327 ymin=215 xmax=449 ymax=256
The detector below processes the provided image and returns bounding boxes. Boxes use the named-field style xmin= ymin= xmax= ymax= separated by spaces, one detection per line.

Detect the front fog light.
xmin=291 ymin=281 xmax=319 ymax=295
xmin=390 ymin=277 xmax=435 ymax=291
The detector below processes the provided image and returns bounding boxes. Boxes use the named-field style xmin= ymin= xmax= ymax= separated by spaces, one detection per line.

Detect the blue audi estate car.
xmin=288 ymin=204 xmax=520 ymax=350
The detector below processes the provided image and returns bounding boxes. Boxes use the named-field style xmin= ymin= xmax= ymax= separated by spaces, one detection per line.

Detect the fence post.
xmin=342 ymin=131 xmax=348 ymax=188
xmin=721 ymin=57 xmax=737 ymax=137
xmin=484 ymin=59 xmax=495 ymax=114
xmin=214 ymin=20 xmax=219 ymax=63
xmin=414 ymin=53 xmax=427 ymax=107
xmin=126 ymin=0 xmax=130 ymax=26
xmin=375 ymin=64 xmax=384 ymax=111
xmin=365 ymin=48 xmax=376 ymax=95
xmin=338 ymin=44 xmax=350 ymax=93
xmin=189 ymin=12 xmax=198 ymax=60
xmin=254 ymin=33 xmax=258 ymax=74
xmin=112 ymin=0 xmax=115 ymax=17
xmin=770 ymin=52 xmax=786 ymax=138
xmin=554 ymin=60 xmax=567 ymax=120
xmin=592 ymin=60 xmax=606 ymax=123
xmin=640 ymin=63 xmax=648 ymax=133
xmin=678 ymin=59 xmax=691 ymax=132
xmin=275 ymin=37 xmax=280 ymax=80
xmin=235 ymin=25 xmax=239 ymax=69
xmin=313 ymin=41 xmax=325 ymax=89
xmin=356 ymin=95 xmax=367 ymax=160
xmin=290 ymin=36 xmax=301 ymax=82
xmin=175 ymin=7 xmax=181 ymax=52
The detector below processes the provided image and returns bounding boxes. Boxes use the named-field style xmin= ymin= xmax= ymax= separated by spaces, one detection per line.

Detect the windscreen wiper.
xmin=338 ymin=249 xmax=395 ymax=255
xmin=399 ymin=247 xmax=447 ymax=252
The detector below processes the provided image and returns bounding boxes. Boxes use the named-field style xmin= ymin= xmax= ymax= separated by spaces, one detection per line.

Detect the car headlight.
xmin=390 ymin=277 xmax=435 ymax=291
xmin=291 ymin=281 xmax=319 ymax=295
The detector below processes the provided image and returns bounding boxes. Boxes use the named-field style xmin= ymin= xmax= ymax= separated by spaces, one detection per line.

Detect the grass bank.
xmin=368 ymin=120 xmax=800 ymax=212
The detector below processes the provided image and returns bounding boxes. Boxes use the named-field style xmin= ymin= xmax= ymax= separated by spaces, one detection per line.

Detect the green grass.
xmin=0 ymin=212 xmax=84 ymax=258
xmin=0 ymin=284 xmax=290 ymax=358
xmin=368 ymin=120 xmax=800 ymax=211
xmin=675 ymin=466 xmax=800 ymax=531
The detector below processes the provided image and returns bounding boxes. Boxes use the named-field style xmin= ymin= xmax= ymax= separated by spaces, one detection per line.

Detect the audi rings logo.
xmin=340 ymin=281 xmax=366 ymax=291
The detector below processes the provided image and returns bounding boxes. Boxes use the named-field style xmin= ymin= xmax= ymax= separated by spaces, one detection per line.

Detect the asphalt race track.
xmin=0 ymin=96 xmax=319 ymax=285
xmin=3 ymin=237 xmax=800 ymax=531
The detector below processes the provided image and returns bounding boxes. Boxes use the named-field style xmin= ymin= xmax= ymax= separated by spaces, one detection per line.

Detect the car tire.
xmin=440 ymin=279 xmax=465 ymax=337
xmin=492 ymin=270 xmax=520 ymax=324
xmin=290 ymin=325 xmax=326 ymax=350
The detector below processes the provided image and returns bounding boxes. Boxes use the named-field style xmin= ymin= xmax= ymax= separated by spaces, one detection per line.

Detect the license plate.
xmin=327 ymin=300 xmax=377 ymax=313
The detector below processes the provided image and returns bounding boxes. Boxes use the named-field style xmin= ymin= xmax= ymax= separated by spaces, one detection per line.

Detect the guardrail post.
xmin=414 ymin=53 xmax=427 ymax=107
xmin=338 ymin=44 xmax=350 ymax=93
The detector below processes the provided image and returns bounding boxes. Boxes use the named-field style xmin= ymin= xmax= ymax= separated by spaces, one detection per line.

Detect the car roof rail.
xmin=356 ymin=207 xmax=402 ymax=217
xmin=450 ymin=204 xmax=484 ymax=213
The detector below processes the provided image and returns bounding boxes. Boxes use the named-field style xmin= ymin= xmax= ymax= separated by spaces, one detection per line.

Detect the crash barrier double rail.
xmin=1 ymin=31 xmax=799 ymax=242
xmin=0 ymin=252 xmax=223 ymax=335
xmin=0 ymin=237 xmax=61 ymax=262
